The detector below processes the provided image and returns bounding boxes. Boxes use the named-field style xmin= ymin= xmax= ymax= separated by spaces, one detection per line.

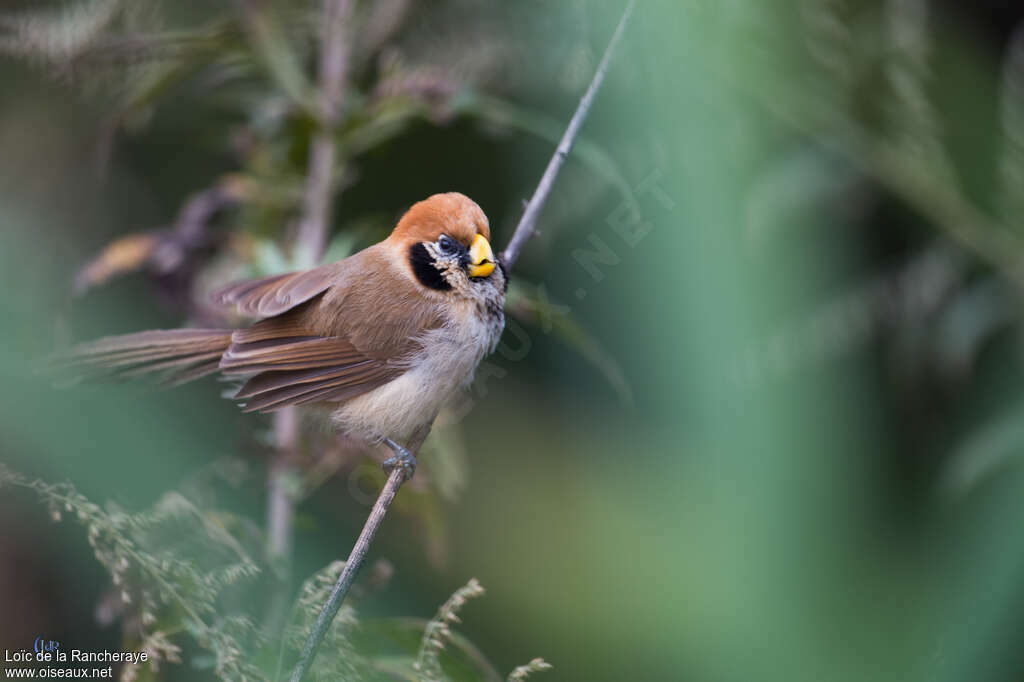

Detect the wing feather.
xmin=220 ymin=337 xmax=370 ymax=374
xmin=209 ymin=244 xmax=444 ymax=413
xmin=233 ymin=362 xmax=376 ymax=398
xmin=212 ymin=263 xmax=341 ymax=318
xmin=219 ymin=313 xmax=405 ymax=412
xmin=239 ymin=368 xmax=394 ymax=413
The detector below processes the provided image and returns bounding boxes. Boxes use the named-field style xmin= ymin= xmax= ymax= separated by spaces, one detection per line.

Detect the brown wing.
xmin=218 ymin=308 xmax=403 ymax=412
xmin=212 ymin=262 xmax=342 ymax=318
xmin=215 ymin=244 xmax=446 ymax=412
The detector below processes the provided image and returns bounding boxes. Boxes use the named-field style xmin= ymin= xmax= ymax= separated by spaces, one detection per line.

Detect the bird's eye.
xmin=437 ymin=235 xmax=456 ymax=254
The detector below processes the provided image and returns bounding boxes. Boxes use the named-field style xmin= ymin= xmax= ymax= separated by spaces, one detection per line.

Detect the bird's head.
xmin=391 ymin=192 xmax=507 ymax=296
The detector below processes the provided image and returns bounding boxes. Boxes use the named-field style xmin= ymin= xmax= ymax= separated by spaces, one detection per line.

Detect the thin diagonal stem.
xmin=501 ymin=0 xmax=635 ymax=271
xmin=287 ymin=467 xmax=404 ymax=682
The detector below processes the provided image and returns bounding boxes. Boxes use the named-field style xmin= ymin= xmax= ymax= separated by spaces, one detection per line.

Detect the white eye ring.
xmin=438 ymin=235 xmax=457 ymax=254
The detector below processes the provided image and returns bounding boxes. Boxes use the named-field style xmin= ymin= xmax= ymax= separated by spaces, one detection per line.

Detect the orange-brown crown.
xmin=389 ymin=192 xmax=490 ymax=247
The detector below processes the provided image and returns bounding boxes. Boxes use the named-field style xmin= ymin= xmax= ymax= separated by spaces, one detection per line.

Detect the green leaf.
xmin=0 ymin=0 xmax=125 ymax=62
xmin=252 ymin=238 xmax=295 ymax=275
xmin=941 ymin=403 xmax=1024 ymax=497
xmin=341 ymin=95 xmax=439 ymax=156
xmin=506 ymin=281 xmax=633 ymax=405
xmin=105 ymin=22 xmax=242 ymax=132
xmin=237 ymin=3 xmax=314 ymax=112
xmin=997 ymin=28 xmax=1024 ymax=228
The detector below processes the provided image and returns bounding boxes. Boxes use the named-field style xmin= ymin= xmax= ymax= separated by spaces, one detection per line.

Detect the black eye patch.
xmin=409 ymin=242 xmax=452 ymax=291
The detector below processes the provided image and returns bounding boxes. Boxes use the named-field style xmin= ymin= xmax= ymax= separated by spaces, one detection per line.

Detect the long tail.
xmin=56 ymin=329 xmax=234 ymax=386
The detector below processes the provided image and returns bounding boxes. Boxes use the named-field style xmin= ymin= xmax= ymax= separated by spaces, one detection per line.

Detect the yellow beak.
xmin=468 ymin=234 xmax=496 ymax=278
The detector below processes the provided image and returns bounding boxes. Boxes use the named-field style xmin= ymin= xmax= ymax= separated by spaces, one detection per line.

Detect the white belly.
xmin=330 ymin=304 xmax=502 ymax=443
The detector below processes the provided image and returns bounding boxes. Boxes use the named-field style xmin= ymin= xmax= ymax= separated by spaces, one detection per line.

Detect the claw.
xmin=382 ymin=437 xmax=417 ymax=481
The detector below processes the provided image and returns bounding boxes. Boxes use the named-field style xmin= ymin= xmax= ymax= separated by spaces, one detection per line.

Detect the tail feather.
xmin=56 ymin=329 xmax=233 ymax=385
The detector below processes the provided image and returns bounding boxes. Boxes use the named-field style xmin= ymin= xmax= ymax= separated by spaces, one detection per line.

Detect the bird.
xmin=60 ymin=192 xmax=508 ymax=479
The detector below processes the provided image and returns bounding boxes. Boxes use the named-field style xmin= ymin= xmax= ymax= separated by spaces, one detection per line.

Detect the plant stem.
xmin=268 ymin=408 xmax=299 ymax=562
xmin=288 ymin=468 xmax=405 ymax=682
xmin=263 ymin=407 xmax=299 ymax=634
xmin=500 ymin=0 xmax=635 ymax=271
xmin=266 ymin=0 xmax=352 ymax=636
xmin=296 ymin=0 xmax=353 ymax=267
xmin=287 ymin=2 xmax=635 ymax=679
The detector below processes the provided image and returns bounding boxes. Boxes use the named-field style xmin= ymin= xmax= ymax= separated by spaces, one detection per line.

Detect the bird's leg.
xmin=381 ymin=438 xmax=417 ymax=481
xmin=380 ymin=424 xmax=432 ymax=482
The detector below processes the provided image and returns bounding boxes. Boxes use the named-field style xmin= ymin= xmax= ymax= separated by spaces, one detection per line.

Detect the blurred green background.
xmin=4 ymin=0 xmax=1024 ymax=680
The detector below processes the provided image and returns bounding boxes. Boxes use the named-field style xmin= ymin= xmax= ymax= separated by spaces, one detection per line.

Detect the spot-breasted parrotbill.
xmin=64 ymin=192 xmax=507 ymax=476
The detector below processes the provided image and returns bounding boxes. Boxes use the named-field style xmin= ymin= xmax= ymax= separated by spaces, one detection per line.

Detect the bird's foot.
xmin=382 ymin=438 xmax=417 ymax=482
